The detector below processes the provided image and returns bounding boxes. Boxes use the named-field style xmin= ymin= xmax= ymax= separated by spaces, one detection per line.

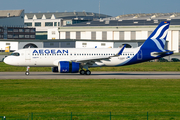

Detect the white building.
xmin=47 ymin=13 xmax=180 ymax=53
xmin=24 ymin=12 xmax=110 ymax=39
xmin=24 ymin=12 xmax=180 ymax=53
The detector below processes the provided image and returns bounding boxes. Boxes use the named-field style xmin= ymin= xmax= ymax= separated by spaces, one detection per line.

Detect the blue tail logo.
xmin=141 ymin=21 xmax=170 ymax=51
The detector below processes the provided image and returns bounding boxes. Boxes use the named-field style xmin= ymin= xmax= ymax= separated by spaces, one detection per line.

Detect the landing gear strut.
xmin=25 ymin=66 xmax=30 ymax=76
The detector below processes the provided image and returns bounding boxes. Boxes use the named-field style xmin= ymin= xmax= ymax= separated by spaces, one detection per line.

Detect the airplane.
xmin=4 ymin=21 xmax=173 ymax=75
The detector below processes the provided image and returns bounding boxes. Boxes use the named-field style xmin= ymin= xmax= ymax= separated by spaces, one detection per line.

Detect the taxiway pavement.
xmin=0 ymin=72 xmax=180 ymax=79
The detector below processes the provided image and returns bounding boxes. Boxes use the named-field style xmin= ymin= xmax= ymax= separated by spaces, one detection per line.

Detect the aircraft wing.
xmin=73 ymin=56 xmax=110 ymax=63
xmin=72 ymin=45 xmax=126 ymax=65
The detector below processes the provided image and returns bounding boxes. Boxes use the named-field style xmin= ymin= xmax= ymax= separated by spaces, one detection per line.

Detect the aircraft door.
xmin=137 ymin=50 xmax=142 ymax=60
xmin=25 ymin=50 xmax=31 ymax=60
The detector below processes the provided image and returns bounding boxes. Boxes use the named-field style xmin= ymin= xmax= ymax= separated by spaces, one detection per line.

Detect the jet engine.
xmin=52 ymin=61 xmax=80 ymax=73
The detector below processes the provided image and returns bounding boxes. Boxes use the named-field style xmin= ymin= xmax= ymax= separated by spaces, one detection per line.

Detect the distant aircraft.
xmin=4 ymin=21 xmax=173 ymax=75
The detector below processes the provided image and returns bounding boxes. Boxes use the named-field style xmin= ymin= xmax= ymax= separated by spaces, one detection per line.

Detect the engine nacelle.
xmin=52 ymin=67 xmax=58 ymax=72
xmin=52 ymin=61 xmax=80 ymax=73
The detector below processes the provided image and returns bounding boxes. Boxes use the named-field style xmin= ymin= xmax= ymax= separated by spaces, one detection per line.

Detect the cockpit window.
xmin=11 ymin=52 xmax=20 ymax=56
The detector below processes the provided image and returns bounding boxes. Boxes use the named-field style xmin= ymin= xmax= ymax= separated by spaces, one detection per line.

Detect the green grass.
xmin=0 ymin=79 xmax=180 ymax=119
xmin=0 ymin=52 xmax=12 ymax=55
xmin=1 ymin=62 xmax=180 ymax=72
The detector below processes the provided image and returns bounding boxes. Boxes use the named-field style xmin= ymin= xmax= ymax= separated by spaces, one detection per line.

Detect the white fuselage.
xmin=4 ymin=47 xmax=140 ymax=67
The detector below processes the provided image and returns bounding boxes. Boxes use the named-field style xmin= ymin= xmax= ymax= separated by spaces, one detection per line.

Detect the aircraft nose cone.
xmin=3 ymin=57 xmax=11 ymax=65
xmin=3 ymin=57 xmax=8 ymax=64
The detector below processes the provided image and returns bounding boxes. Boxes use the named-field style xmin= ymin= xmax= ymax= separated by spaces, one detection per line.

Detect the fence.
xmin=2 ymin=112 xmax=180 ymax=120
xmin=0 ymin=116 xmax=3 ymax=120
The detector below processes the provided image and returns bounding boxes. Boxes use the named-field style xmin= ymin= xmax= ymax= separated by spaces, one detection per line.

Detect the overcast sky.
xmin=1 ymin=0 xmax=180 ymax=16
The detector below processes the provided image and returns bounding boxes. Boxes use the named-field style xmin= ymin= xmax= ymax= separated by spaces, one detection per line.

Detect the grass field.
xmin=0 ymin=79 xmax=180 ymax=119
xmin=1 ymin=61 xmax=180 ymax=72
xmin=1 ymin=61 xmax=180 ymax=119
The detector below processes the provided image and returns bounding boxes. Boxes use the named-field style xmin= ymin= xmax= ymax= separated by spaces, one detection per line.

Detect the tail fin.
xmin=141 ymin=21 xmax=170 ymax=51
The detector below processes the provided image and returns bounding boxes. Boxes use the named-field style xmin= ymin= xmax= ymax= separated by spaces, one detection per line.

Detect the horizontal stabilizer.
xmin=151 ymin=50 xmax=174 ymax=57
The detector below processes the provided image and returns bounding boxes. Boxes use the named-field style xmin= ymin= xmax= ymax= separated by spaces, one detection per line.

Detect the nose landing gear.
xmin=25 ymin=66 xmax=30 ymax=76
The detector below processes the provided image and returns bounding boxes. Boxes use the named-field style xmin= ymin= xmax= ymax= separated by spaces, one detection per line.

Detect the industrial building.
xmin=0 ymin=10 xmax=180 ymax=53
xmin=24 ymin=12 xmax=111 ymax=39
xmin=0 ymin=39 xmax=139 ymax=52
xmin=0 ymin=10 xmax=35 ymax=39
xmin=47 ymin=13 xmax=180 ymax=53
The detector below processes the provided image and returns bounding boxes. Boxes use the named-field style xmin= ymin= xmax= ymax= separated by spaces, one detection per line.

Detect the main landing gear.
xmin=25 ymin=66 xmax=30 ymax=76
xmin=80 ymin=69 xmax=91 ymax=75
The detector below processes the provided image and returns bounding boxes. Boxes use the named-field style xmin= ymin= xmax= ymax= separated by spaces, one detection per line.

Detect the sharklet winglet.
xmin=113 ymin=44 xmax=126 ymax=57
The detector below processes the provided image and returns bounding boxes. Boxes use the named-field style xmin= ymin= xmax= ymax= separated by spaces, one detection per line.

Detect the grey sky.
xmin=1 ymin=0 xmax=180 ymax=16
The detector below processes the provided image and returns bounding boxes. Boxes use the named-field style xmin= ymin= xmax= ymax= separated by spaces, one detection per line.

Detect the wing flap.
xmin=73 ymin=56 xmax=110 ymax=63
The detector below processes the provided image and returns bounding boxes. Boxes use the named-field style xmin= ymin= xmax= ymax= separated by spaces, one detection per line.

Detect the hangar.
xmin=0 ymin=10 xmax=35 ymax=40
xmin=47 ymin=13 xmax=180 ymax=53
xmin=24 ymin=11 xmax=111 ymax=39
xmin=0 ymin=39 xmax=140 ymax=52
xmin=1 ymin=11 xmax=180 ymax=53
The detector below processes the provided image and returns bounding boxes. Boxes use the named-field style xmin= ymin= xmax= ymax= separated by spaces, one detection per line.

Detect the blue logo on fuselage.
xmin=33 ymin=49 xmax=68 ymax=54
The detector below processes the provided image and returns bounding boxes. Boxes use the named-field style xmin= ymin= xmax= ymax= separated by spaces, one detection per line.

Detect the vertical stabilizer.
xmin=141 ymin=21 xmax=170 ymax=51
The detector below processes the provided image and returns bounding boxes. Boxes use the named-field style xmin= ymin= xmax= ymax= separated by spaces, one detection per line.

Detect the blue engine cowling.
xmin=52 ymin=61 xmax=80 ymax=73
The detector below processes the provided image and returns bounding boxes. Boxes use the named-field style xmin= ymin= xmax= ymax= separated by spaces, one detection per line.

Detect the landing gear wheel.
xmin=25 ymin=71 xmax=30 ymax=76
xmin=85 ymin=70 xmax=91 ymax=75
xmin=80 ymin=70 xmax=85 ymax=75
xmin=25 ymin=66 xmax=30 ymax=76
